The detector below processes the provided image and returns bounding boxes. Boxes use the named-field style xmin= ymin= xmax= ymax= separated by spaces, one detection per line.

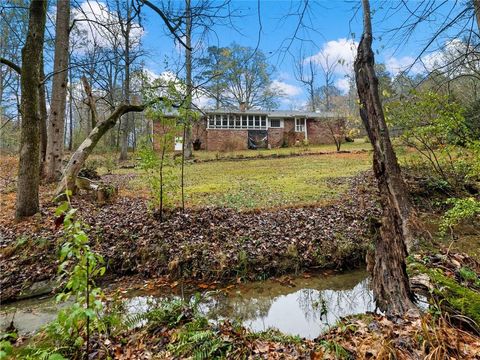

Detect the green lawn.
xmin=124 ymin=149 xmax=373 ymax=210
xmin=192 ymin=138 xmax=372 ymax=161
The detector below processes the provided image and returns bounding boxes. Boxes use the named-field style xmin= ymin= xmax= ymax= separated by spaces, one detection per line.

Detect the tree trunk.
xmin=39 ymin=52 xmax=48 ymax=164
xmin=354 ymin=0 xmax=417 ymax=316
xmin=119 ymin=2 xmax=132 ymax=161
xmin=45 ymin=0 xmax=70 ymax=182
xmin=474 ymin=0 xmax=480 ymax=32
xmin=184 ymin=0 xmax=193 ymax=159
xmin=16 ymin=0 xmax=47 ymax=219
xmin=56 ymin=103 xmax=145 ymax=196
xmin=68 ymin=62 xmax=73 ymax=151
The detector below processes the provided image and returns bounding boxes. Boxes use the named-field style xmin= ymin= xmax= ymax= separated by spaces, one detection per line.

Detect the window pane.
xmin=270 ymin=119 xmax=280 ymax=128
xmin=222 ymin=115 xmax=228 ymax=127
xmin=209 ymin=117 xmax=214 ymax=127
xmin=242 ymin=115 xmax=247 ymax=128
xmin=235 ymin=116 xmax=241 ymax=127
xmin=248 ymin=115 xmax=253 ymax=127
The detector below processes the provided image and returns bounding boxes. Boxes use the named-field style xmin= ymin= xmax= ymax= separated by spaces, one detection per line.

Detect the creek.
xmin=0 ymin=269 xmax=373 ymax=339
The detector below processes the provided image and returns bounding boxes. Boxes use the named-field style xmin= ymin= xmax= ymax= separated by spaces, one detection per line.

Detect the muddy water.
xmin=1 ymin=269 xmax=373 ymax=339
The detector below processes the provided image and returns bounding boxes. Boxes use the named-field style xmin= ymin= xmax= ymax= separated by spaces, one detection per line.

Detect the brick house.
xmin=191 ymin=109 xmax=345 ymax=151
xmin=152 ymin=108 xmax=345 ymax=152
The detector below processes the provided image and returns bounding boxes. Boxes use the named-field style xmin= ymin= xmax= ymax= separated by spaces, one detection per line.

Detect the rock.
xmin=17 ymin=279 xmax=57 ymax=300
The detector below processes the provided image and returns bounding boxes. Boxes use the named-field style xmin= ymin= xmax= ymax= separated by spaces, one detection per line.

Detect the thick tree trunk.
xmin=56 ymin=103 xmax=144 ymax=196
xmin=16 ymin=0 xmax=47 ymax=219
xmin=354 ymin=0 xmax=416 ymax=316
xmin=45 ymin=0 xmax=70 ymax=182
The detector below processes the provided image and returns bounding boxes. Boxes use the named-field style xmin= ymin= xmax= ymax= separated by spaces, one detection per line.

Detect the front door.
xmin=248 ymin=130 xmax=268 ymax=149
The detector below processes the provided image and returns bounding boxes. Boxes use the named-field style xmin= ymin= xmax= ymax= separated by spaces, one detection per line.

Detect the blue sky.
xmin=135 ymin=0 xmax=469 ymax=109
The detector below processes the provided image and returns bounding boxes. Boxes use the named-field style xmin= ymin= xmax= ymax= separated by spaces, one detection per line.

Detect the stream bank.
xmin=0 ymin=174 xmax=380 ymax=303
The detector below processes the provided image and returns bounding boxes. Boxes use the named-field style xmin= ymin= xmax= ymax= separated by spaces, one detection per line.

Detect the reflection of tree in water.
xmin=202 ymin=271 xmax=374 ymax=326
xmin=123 ymin=270 xmax=374 ymax=337
xmin=202 ymin=294 xmax=274 ymax=321
xmin=296 ymin=279 xmax=374 ymax=326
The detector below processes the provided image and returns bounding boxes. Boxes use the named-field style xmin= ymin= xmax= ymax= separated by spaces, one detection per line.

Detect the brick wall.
xmin=307 ymin=118 xmax=345 ymax=144
xmin=267 ymin=128 xmax=284 ymax=148
xmin=283 ymin=119 xmax=305 ymax=146
xmin=152 ymin=120 xmax=177 ymax=152
xmin=206 ymin=129 xmax=248 ymax=151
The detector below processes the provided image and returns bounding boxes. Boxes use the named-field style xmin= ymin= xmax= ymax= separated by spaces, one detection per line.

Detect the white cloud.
xmin=193 ymin=93 xmax=213 ymax=109
xmin=271 ymin=80 xmax=302 ymax=97
xmin=385 ymin=56 xmax=415 ymax=76
xmin=335 ymin=78 xmax=350 ymax=94
xmin=71 ymin=1 xmax=144 ymax=53
xmin=306 ymin=38 xmax=358 ymax=76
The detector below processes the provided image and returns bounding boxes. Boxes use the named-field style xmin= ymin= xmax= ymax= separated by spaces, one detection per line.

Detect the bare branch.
xmin=0 ymin=57 xmax=21 ymax=75
xmin=139 ymin=0 xmax=192 ymax=51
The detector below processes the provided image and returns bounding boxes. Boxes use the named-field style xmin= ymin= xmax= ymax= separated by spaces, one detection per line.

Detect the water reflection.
xmin=200 ymin=269 xmax=374 ymax=339
xmin=1 ymin=269 xmax=374 ymax=339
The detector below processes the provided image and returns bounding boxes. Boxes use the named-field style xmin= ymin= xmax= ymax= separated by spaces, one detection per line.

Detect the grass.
xmin=193 ymin=138 xmax=371 ymax=161
xmin=124 ymin=150 xmax=372 ymax=210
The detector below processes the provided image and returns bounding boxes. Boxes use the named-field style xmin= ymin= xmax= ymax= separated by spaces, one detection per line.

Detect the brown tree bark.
xmin=15 ymin=0 xmax=47 ymax=219
xmin=354 ymin=0 xmax=417 ymax=315
xmin=56 ymin=103 xmax=145 ymax=196
xmin=45 ymin=0 xmax=70 ymax=182
xmin=119 ymin=0 xmax=132 ymax=161
xmin=39 ymin=52 xmax=48 ymax=164
xmin=474 ymin=0 xmax=480 ymax=32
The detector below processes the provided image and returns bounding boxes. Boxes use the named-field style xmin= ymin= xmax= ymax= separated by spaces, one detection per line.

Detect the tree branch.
xmin=0 ymin=57 xmax=21 ymax=75
xmin=139 ymin=0 xmax=192 ymax=51
xmin=81 ymin=75 xmax=98 ymax=127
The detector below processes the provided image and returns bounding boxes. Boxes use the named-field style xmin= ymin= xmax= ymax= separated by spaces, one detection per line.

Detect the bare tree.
xmin=317 ymin=53 xmax=338 ymax=112
xmin=183 ymin=0 xmax=193 ymax=159
xmin=45 ymin=0 xmax=71 ymax=181
xmin=354 ymin=0 xmax=417 ymax=315
xmin=15 ymin=0 xmax=47 ymax=218
xmin=294 ymin=52 xmax=317 ymax=111
xmin=117 ymin=0 xmax=142 ymax=161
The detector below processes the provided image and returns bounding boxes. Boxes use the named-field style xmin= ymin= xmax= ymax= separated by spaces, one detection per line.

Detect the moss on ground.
xmin=408 ymin=261 xmax=480 ymax=326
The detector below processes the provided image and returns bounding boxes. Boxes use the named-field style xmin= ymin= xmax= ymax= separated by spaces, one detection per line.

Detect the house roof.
xmin=204 ymin=109 xmax=340 ymax=118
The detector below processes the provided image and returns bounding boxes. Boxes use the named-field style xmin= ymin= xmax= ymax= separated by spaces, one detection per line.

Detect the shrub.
xmin=439 ymin=197 xmax=480 ymax=236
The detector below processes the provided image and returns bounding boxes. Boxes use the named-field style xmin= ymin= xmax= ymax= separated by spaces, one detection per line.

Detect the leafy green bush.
xmin=386 ymin=91 xmax=476 ymax=188
xmin=38 ymin=194 xmax=106 ymax=357
xmin=439 ymin=197 xmax=480 ymax=235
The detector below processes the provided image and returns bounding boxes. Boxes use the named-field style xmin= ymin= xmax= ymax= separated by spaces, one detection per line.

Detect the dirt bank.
xmin=0 ymin=174 xmax=379 ymax=303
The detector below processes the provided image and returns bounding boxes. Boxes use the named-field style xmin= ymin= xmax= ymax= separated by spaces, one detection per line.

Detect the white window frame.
xmin=207 ymin=113 xmax=268 ymax=130
xmin=268 ymin=118 xmax=283 ymax=128
xmin=295 ymin=118 xmax=305 ymax=132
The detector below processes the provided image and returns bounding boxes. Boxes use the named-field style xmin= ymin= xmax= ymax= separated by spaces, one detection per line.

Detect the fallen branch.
xmin=55 ymin=94 xmax=180 ymax=197
xmin=55 ymin=103 xmax=146 ymax=196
